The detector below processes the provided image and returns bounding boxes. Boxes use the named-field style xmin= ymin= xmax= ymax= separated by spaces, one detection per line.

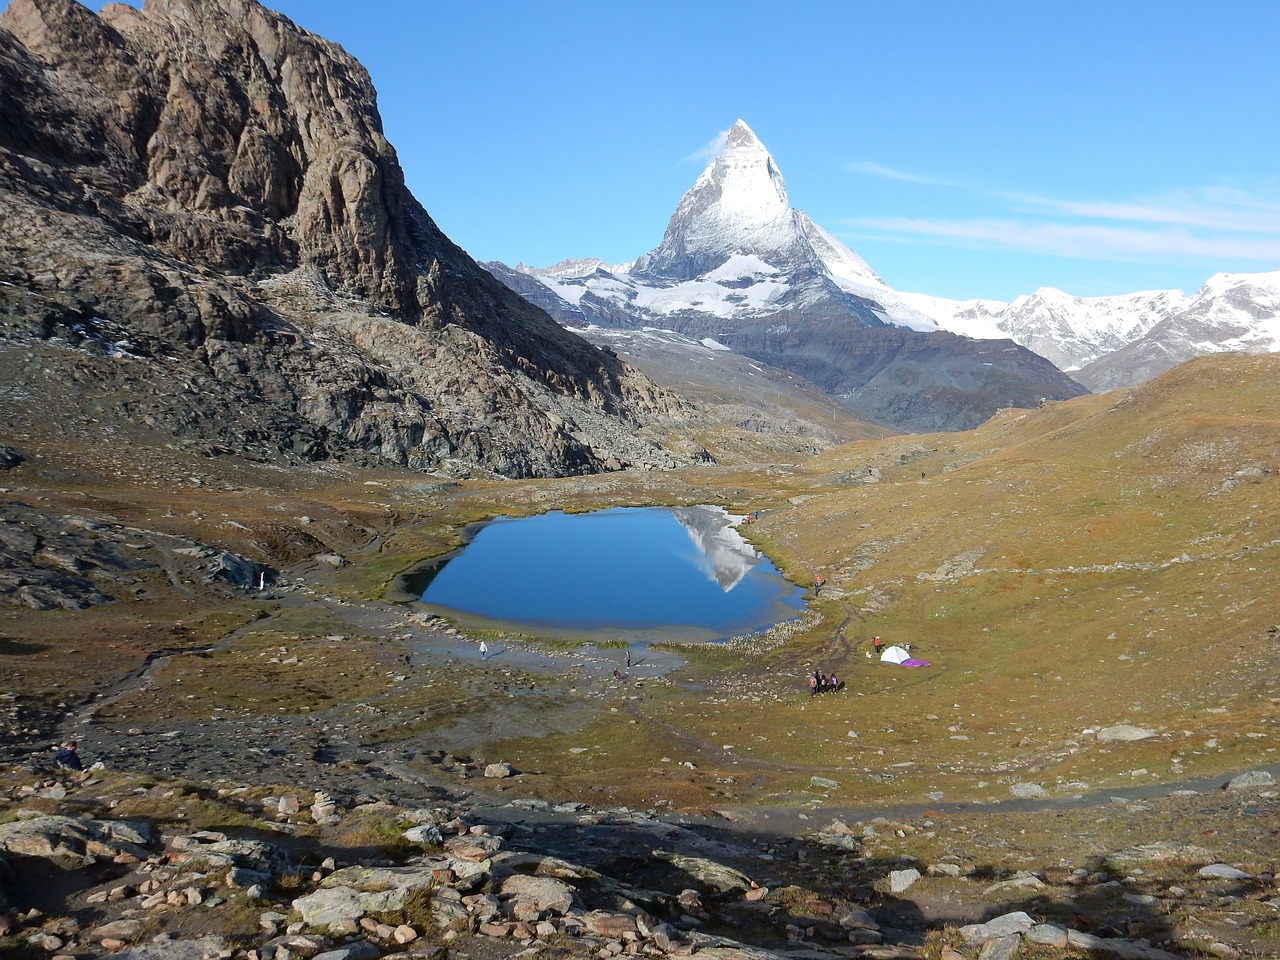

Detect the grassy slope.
xmin=2 ymin=354 xmax=1277 ymax=813
xmin=462 ymin=355 xmax=1280 ymax=808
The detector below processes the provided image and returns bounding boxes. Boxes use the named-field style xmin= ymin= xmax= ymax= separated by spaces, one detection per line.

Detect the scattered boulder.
xmin=887 ymin=867 xmax=921 ymax=894
xmin=498 ymin=873 xmax=576 ymax=919
xmin=653 ymin=851 xmax=753 ymax=894
xmin=1199 ymin=863 xmax=1253 ymax=880
xmin=1008 ymin=782 xmax=1047 ymax=799
xmin=1096 ymin=724 xmax=1158 ymax=742
xmin=961 ymin=911 xmax=1036 ymax=944
xmin=0 ymin=815 xmax=155 ymax=863
xmin=1223 ymin=770 xmax=1275 ymax=790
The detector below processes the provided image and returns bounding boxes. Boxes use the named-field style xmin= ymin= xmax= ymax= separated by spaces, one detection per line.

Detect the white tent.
xmin=879 ymin=645 xmax=910 ymax=664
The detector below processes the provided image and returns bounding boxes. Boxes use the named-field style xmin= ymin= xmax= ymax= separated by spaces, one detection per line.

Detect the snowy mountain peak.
xmin=628 ymin=119 xmax=914 ymax=321
xmin=630 ymin=119 xmax=791 ymax=282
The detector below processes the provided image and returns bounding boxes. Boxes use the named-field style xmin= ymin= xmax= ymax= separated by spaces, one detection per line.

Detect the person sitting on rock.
xmin=54 ymin=740 xmax=83 ymax=772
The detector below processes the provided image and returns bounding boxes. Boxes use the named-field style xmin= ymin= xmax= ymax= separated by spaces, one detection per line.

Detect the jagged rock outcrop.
xmin=0 ymin=0 xmax=691 ymax=478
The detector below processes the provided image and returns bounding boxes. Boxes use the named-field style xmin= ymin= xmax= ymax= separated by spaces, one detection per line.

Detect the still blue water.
xmin=415 ymin=506 xmax=805 ymax=641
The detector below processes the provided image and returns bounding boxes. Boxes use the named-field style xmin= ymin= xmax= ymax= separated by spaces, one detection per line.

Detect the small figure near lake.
xmin=807 ymin=670 xmax=844 ymax=695
xmin=54 ymin=740 xmax=83 ymax=772
xmin=479 ymin=640 xmax=488 ymax=660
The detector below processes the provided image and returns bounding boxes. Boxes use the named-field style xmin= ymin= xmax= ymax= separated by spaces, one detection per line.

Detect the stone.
xmin=98 ymin=937 xmax=232 ymax=959
xmin=984 ymin=872 xmax=1046 ymax=895
xmin=1066 ymin=929 xmax=1183 ymax=959
xmin=1026 ymin=924 xmax=1069 ymax=948
xmin=498 ymin=874 xmax=575 ymax=918
xmin=961 ymin=912 xmax=1035 ymax=944
xmin=403 ymin=825 xmax=443 ymax=846
xmin=87 ymin=918 xmax=145 ymax=942
xmin=484 ymin=762 xmax=515 ymax=779
xmin=312 ymin=792 xmax=340 ymax=822
xmin=0 ymin=816 xmax=155 ymax=863
xmin=653 ymin=852 xmax=752 ymax=894
xmin=978 ymin=934 xmax=1021 ymax=960
xmin=838 ymin=906 xmax=879 ymax=931
xmin=584 ymin=913 xmax=639 ymax=938
xmin=292 ymin=887 xmax=367 ymax=929
xmin=170 ymin=836 xmax=286 ymax=876
xmin=1110 ymin=840 xmax=1216 ymax=865
xmin=1199 ymin=863 xmax=1252 ymax=880
xmin=312 ymin=944 xmax=381 ymax=960
xmin=1096 ymin=725 xmax=1158 ymax=742
xmin=1008 ymin=782 xmax=1047 ymax=799
xmin=1224 ymin=770 xmax=1275 ymax=790
xmin=887 ymin=868 xmax=921 ymax=894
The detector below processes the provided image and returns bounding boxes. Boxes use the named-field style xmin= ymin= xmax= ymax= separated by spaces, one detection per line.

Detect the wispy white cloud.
xmin=685 ymin=129 xmax=729 ymax=165
xmin=844 ymin=160 xmax=964 ymax=187
xmin=1003 ymin=186 xmax=1280 ymax=235
xmin=848 ymin=216 xmax=1280 ymax=263
xmin=844 ymin=165 xmax=1280 ymax=266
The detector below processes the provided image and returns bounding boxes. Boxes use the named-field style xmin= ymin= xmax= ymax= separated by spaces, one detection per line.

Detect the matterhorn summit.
xmin=633 ymin=119 xmax=882 ymax=291
xmin=631 ymin=120 xmax=919 ymax=323
xmin=633 ymin=120 xmax=793 ymax=280
xmin=487 ymin=121 xmax=1086 ymax=432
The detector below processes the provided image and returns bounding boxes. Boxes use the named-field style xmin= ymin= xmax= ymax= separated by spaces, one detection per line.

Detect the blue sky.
xmin=83 ymin=0 xmax=1280 ymax=302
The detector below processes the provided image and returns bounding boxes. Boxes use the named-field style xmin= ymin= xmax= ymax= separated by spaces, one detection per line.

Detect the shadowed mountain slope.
xmin=0 ymin=0 xmax=694 ymax=478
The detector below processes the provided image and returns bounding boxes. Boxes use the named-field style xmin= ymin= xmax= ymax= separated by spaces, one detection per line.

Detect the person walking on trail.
xmin=814 ymin=573 xmax=824 ymax=595
xmin=872 ymin=636 xmax=883 ymax=656
xmin=479 ymin=640 xmax=488 ymax=660
xmin=808 ymin=673 xmax=818 ymax=697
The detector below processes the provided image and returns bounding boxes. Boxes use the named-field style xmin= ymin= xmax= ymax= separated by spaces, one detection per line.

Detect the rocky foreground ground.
xmin=0 ymin=755 xmax=1276 ymax=960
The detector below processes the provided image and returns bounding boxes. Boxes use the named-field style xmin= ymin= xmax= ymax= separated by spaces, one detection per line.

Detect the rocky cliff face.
xmin=0 ymin=0 xmax=692 ymax=478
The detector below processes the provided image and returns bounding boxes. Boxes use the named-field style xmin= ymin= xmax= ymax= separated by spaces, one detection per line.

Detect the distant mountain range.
xmin=490 ymin=120 xmax=1280 ymax=415
xmin=903 ymin=271 xmax=1280 ymax=391
xmin=487 ymin=120 xmax=1086 ymax=434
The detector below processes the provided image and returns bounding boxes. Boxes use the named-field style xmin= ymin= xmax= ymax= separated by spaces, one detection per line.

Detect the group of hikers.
xmin=808 ymin=668 xmax=843 ymax=695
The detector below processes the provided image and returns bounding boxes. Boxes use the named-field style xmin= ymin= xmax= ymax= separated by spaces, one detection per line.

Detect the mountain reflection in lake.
xmin=414 ymin=506 xmax=805 ymax=643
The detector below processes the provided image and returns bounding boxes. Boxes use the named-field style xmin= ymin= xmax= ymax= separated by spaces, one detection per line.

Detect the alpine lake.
xmin=396 ymin=505 xmax=807 ymax=646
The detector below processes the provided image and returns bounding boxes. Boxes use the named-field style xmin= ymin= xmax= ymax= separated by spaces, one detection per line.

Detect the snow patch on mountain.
xmin=903 ymin=287 xmax=1186 ymax=371
xmin=513 ymin=120 xmax=939 ymax=333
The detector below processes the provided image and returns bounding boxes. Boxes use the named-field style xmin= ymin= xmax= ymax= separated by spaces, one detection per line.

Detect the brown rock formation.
xmin=0 ymin=0 xmax=692 ymax=477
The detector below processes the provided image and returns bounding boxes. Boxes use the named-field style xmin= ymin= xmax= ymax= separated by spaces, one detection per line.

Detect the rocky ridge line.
xmin=0 ymin=0 xmax=695 ymax=478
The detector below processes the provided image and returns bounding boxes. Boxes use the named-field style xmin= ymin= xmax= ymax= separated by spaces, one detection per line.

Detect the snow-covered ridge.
xmin=505 ymin=119 xmax=1280 ymax=391
xmin=514 ymin=119 xmax=939 ymax=333
xmin=903 ymin=270 xmax=1280 ymax=382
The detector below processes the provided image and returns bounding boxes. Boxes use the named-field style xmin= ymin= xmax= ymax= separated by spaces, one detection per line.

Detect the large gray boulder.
xmin=0 ymin=815 xmax=155 ymax=863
